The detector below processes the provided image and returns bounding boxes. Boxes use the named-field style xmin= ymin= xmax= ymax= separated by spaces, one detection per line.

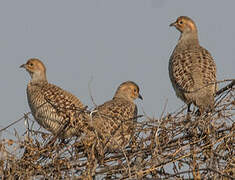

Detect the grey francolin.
xmin=20 ymin=58 xmax=88 ymax=138
xmin=84 ymin=81 xmax=143 ymax=154
xmin=169 ymin=16 xmax=217 ymax=114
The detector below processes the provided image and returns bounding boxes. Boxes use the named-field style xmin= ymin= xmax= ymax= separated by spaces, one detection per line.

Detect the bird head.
xmin=114 ymin=81 xmax=143 ymax=101
xmin=20 ymin=58 xmax=47 ymax=82
xmin=170 ymin=16 xmax=197 ymax=34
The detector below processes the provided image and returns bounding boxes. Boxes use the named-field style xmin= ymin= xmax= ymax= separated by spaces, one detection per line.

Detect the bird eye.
xmin=179 ymin=21 xmax=183 ymax=25
xmin=134 ymin=89 xmax=137 ymax=92
xmin=29 ymin=63 xmax=33 ymax=66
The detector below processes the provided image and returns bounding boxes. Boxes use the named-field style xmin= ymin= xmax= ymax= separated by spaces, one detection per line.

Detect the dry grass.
xmin=0 ymin=80 xmax=234 ymax=179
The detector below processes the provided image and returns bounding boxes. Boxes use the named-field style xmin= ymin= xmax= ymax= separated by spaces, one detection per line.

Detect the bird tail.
xmin=195 ymin=92 xmax=215 ymax=114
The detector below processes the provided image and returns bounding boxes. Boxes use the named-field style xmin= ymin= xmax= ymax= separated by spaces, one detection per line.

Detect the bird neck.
xmin=178 ymin=31 xmax=199 ymax=48
xmin=29 ymin=71 xmax=48 ymax=84
xmin=113 ymin=93 xmax=133 ymax=102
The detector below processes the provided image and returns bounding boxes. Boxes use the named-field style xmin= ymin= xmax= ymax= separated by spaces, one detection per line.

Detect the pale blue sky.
xmin=0 ymin=0 xmax=234 ymax=137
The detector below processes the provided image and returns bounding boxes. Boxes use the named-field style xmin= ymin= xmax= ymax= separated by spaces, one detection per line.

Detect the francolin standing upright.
xmin=169 ymin=16 xmax=217 ymax=114
xmin=20 ymin=58 xmax=88 ymax=138
xmin=84 ymin=81 xmax=143 ymax=154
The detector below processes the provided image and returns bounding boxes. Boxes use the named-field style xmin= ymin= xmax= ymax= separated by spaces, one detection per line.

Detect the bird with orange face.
xmin=83 ymin=81 xmax=143 ymax=154
xmin=20 ymin=58 xmax=89 ymax=138
xmin=169 ymin=16 xmax=217 ymax=114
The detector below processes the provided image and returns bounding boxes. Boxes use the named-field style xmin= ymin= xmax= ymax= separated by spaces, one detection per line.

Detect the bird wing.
xmin=27 ymin=82 xmax=86 ymax=137
xmin=91 ymin=98 xmax=136 ymax=143
xmin=170 ymin=46 xmax=216 ymax=93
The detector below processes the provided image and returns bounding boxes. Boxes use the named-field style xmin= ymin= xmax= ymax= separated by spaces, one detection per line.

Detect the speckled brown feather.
xmin=92 ymin=97 xmax=137 ymax=149
xmin=27 ymin=82 xmax=88 ymax=138
xmin=22 ymin=58 xmax=88 ymax=138
xmin=169 ymin=16 xmax=217 ymax=113
xmin=83 ymin=81 xmax=141 ymax=153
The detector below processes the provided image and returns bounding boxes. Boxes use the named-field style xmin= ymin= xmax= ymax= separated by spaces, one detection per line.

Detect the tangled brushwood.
xmin=0 ymin=80 xmax=234 ymax=179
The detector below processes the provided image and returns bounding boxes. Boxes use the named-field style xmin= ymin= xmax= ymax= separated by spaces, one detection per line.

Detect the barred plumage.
xmin=169 ymin=16 xmax=217 ymax=114
xmin=84 ymin=81 xmax=143 ymax=153
xmin=21 ymin=58 xmax=88 ymax=138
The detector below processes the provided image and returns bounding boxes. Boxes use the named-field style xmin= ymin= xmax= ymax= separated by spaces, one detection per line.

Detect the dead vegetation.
xmin=0 ymin=80 xmax=234 ymax=179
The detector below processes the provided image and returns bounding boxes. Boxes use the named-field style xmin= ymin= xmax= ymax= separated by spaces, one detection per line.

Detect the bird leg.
xmin=187 ymin=103 xmax=192 ymax=114
xmin=195 ymin=109 xmax=202 ymax=116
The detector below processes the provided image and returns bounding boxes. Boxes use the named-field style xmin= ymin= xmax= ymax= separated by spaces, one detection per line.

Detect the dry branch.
xmin=0 ymin=80 xmax=234 ymax=179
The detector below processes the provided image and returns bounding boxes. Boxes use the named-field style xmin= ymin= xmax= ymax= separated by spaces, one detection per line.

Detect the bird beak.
xmin=138 ymin=94 xmax=143 ymax=100
xmin=20 ymin=64 xmax=26 ymax=68
xmin=169 ymin=21 xmax=177 ymax=27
